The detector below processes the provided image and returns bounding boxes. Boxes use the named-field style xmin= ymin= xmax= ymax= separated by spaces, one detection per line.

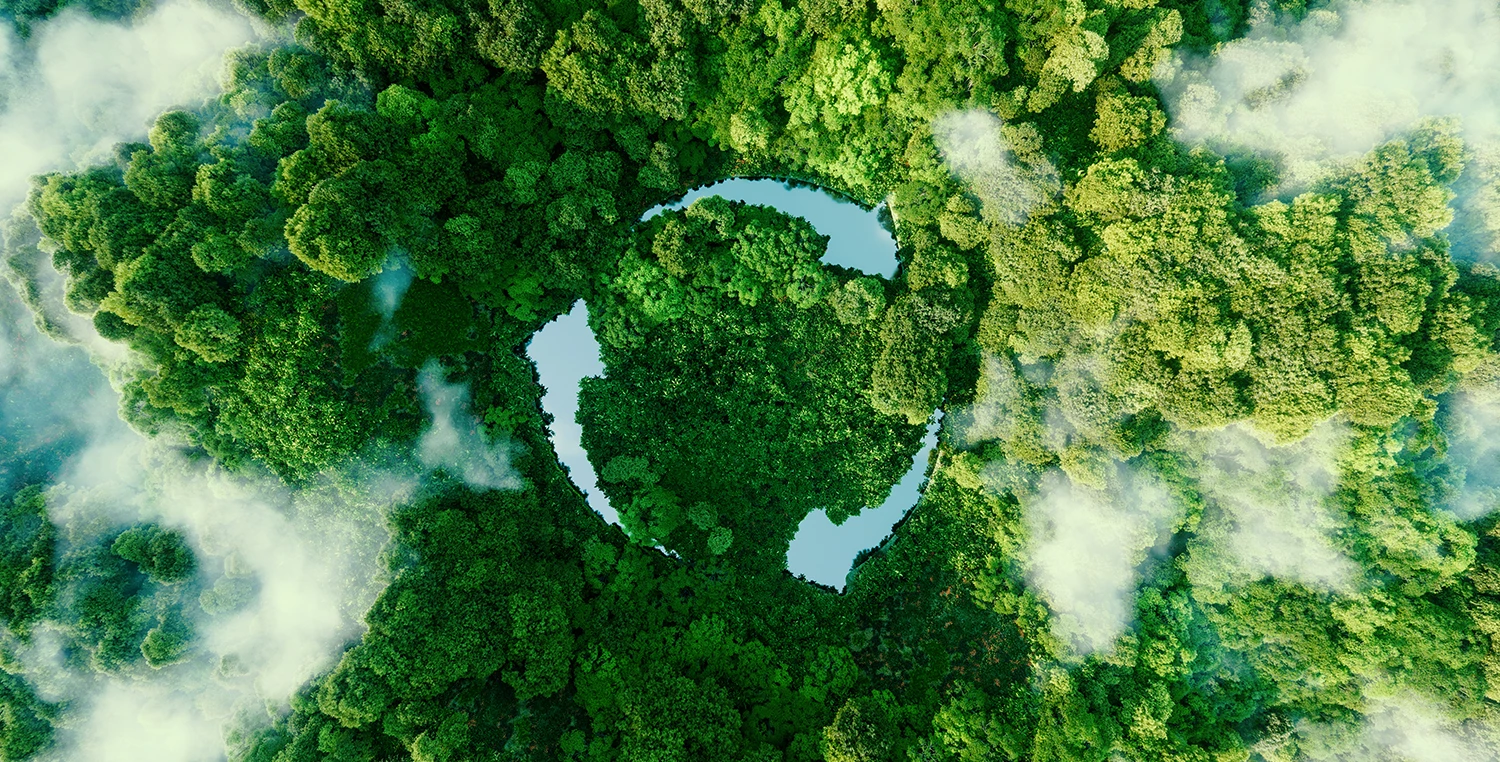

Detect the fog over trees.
xmin=2 ymin=0 xmax=1500 ymax=760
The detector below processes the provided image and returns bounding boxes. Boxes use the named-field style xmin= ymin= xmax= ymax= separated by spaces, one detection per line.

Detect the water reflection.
xmin=528 ymin=180 xmax=919 ymax=587
xmin=786 ymin=419 xmax=940 ymax=589
xmin=644 ymin=178 xmax=898 ymax=277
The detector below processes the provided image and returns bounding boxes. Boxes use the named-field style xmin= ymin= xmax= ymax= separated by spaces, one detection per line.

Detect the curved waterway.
xmin=644 ymin=178 xmax=899 ymax=277
xmin=527 ymin=178 xmax=935 ymax=589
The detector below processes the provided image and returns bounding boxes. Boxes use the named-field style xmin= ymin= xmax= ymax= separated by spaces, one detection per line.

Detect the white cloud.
xmin=948 ymin=354 xmax=1186 ymax=657
xmin=949 ymin=353 xmax=1030 ymax=449
xmin=1291 ymin=693 xmax=1500 ymax=762
xmin=60 ymin=682 xmax=227 ymax=762
xmin=365 ymin=260 xmax=414 ymax=351
xmin=1159 ymin=0 xmax=1500 ymax=175
xmin=31 ymin=431 xmax=406 ymax=762
xmin=150 ymin=456 xmax=405 ymax=699
xmin=0 ymin=0 xmax=261 ymax=360
xmin=0 ymin=210 xmax=119 ymax=356
xmin=418 ymin=361 xmax=525 ymax=491
xmin=0 ymin=0 xmax=258 ymax=214
xmin=372 ymin=263 xmax=413 ymax=321
xmin=932 ymin=109 xmax=1060 ymax=226
xmin=1023 ymin=467 xmax=1181 ymax=657
xmin=1179 ymin=421 xmax=1357 ymax=599
xmin=1156 ymin=0 xmax=1500 ymax=256
xmin=0 ymin=275 xmax=123 ymax=491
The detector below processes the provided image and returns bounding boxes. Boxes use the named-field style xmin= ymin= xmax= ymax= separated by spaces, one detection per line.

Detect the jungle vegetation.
xmin=2 ymin=0 xmax=1500 ymax=759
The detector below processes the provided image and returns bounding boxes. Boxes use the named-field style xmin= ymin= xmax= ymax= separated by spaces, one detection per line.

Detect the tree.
xmin=0 ymin=488 xmax=56 ymax=638
xmin=111 ymin=525 xmax=195 ymax=584
xmin=285 ymin=161 xmax=401 ymax=282
xmin=823 ymin=691 xmax=903 ymax=762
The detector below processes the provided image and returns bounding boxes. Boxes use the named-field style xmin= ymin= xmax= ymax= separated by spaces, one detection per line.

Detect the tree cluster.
xmin=10 ymin=0 xmax=1500 ymax=760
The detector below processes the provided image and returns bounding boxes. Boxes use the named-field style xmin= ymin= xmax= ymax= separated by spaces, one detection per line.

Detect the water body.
xmin=643 ymin=178 xmax=899 ymax=277
xmin=528 ymin=178 xmax=920 ymax=587
xmin=527 ymin=303 xmax=617 ymax=526
xmin=785 ymin=419 xmax=940 ymax=589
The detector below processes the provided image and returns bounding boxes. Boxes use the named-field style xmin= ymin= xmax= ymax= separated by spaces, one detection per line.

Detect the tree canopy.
xmin=4 ymin=0 xmax=1500 ymax=760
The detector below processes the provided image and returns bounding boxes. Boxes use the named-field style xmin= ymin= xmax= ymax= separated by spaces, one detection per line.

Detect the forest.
xmin=2 ymin=0 xmax=1500 ymax=759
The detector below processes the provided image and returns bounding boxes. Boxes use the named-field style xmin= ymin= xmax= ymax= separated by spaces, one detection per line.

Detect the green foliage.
xmin=0 ymin=0 xmax=146 ymax=37
xmin=580 ymin=200 xmax=925 ymax=566
xmin=321 ymin=487 xmax=583 ymax=719
xmin=285 ymin=159 xmax=402 ymax=281
xmin=14 ymin=2 xmax=1500 ymax=761
xmin=822 ymin=690 xmax=903 ymax=762
xmin=140 ymin=608 xmax=195 ymax=668
xmin=0 ymin=488 xmax=56 ymax=638
xmin=0 ymin=667 xmax=58 ymax=762
xmin=51 ymin=521 xmax=203 ymax=673
xmin=870 ymin=291 xmax=969 ymax=425
xmin=173 ymin=305 xmax=243 ymax=363
xmin=1090 ymin=86 xmax=1166 ymax=153
xmin=111 ymin=525 xmax=195 ymax=584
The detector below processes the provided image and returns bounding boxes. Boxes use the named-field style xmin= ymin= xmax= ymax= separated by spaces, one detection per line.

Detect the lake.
xmin=527 ymin=178 xmax=930 ymax=589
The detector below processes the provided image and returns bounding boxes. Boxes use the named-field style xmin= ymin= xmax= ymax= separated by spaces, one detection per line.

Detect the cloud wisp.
xmin=947 ymin=353 xmax=1184 ymax=657
xmin=1158 ymin=0 xmax=1500 ymax=175
xmin=41 ymin=447 xmax=407 ymax=762
xmin=0 ymin=0 xmax=261 ymax=358
xmin=1283 ymin=692 xmax=1500 ymax=762
xmin=932 ymin=109 xmax=1061 ymax=226
xmin=1022 ymin=467 xmax=1181 ymax=657
xmin=1156 ymin=0 xmax=1500 ymax=257
xmin=0 ymin=274 xmax=121 ymax=494
xmin=417 ymin=361 xmax=525 ymax=492
xmin=1178 ymin=421 xmax=1357 ymax=600
xmin=949 ymin=353 xmax=1031 ymax=450
xmin=0 ymin=0 xmax=258 ymax=214
xmin=1437 ymin=389 xmax=1500 ymax=520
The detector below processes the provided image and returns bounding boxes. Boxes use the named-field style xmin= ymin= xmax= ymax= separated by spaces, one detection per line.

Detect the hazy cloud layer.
xmin=1179 ymin=422 xmax=1356 ymax=599
xmin=947 ymin=354 xmax=1184 ymax=656
xmin=0 ymin=0 xmax=257 ymax=213
xmin=1438 ymin=390 xmax=1500 ymax=520
xmin=1022 ymin=468 xmax=1181 ymax=657
xmin=0 ymin=276 xmax=120 ymax=492
xmin=0 ymin=417 xmax=408 ymax=762
xmin=949 ymin=353 xmax=1030 ymax=449
xmin=418 ymin=362 xmax=525 ymax=491
xmin=1157 ymin=0 xmax=1500 ymax=256
xmin=28 ymin=427 xmax=406 ymax=762
xmin=364 ymin=261 xmax=414 ymax=351
xmin=63 ymin=682 xmax=227 ymax=762
xmin=372 ymin=263 xmax=414 ymax=322
xmin=1158 ymin=0 xmax=1500 ymax=176
xmin=0 ymin=211 xmax=122 ymax=355
xmin=933 ymin=109 xmax=1061 ymax=226
xmin=1285 ymin=693 xmax=1500 ymax=762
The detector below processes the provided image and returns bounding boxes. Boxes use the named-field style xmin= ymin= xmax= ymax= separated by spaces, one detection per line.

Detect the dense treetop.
xmin=2 ymin=0 xmax=1500 ymax=759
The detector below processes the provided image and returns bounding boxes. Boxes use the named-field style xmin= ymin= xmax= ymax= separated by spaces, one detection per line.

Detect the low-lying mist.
xmin=1157 ymin=0 xmax=1500 ymax=260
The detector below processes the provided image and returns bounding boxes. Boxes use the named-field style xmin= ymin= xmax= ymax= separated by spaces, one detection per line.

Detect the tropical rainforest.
xmin=2 ymin=0 xmax=1500 ymax=759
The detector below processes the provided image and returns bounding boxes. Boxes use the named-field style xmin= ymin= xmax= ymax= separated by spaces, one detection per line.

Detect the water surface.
xmin=645 ymin=178 xmax=898 ymax=277
xmin=529 ymin=179 xmax=921 ymax=587
xmin=528 ymin=303 xmax=615 ymax=525
xmin=785 ymin=420 xmax=940 ymax=589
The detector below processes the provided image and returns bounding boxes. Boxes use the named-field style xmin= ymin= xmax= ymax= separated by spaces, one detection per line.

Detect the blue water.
xmin=527 ymin=303 xmax=616 ymax=526
xmin=786 ymin=420 xmax=939 ymax=589
xmin=644 ymin=178 xmax=898 ymax=277
xmin=528 ymin=180 xmax=918 ymax=587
